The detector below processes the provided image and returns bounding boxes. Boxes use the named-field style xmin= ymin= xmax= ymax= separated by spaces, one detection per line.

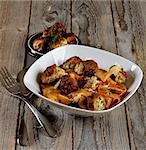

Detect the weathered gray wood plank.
xmin=0 ymin=1 xmax=31 ymax=150
xmin=0 ymin=1 xmax=146 ymax=150
xmin=72 ymin=1 xmax=130 ymax=150
xmin=16 ymin=1 xmax=73 ymax=150
xmin=72 ymin=0 xmax=117 ymax=52
xmin=110 ymin=1 xmax=146 ymax=150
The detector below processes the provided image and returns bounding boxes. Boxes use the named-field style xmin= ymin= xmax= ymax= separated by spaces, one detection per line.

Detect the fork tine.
xmin=1 ymin=67 xmax=12 ymax=85
xmin=3 ymin=67 xmax=16 ymax=84
xmin=0 ymin=70 xmax=10 ymax=88
xmin=1 ymin=67 xmax=16 ymax=85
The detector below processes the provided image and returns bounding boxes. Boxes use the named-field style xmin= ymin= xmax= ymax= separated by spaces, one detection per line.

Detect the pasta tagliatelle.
xmin=40 ymin=56 xmax=128 ymax=111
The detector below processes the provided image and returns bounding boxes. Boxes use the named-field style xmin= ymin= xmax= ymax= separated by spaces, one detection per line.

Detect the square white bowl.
xmin=23 ymin=45 xmax=143 ymax=116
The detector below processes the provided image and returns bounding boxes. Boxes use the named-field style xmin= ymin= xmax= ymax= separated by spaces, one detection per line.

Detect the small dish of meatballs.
xmin=23 ymin=45 xmax=143 ymax=116
xmin=27 ymin=22 xmax=79 ymax=56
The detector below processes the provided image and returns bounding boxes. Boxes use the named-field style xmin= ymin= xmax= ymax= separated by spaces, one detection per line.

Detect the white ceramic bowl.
xmin=23 ymin=45 xmax=143 ymax=116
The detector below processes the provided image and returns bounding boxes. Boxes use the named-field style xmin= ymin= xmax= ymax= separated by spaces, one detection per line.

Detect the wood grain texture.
xmin=72 ymin=1 xmax=130 ymax=150
xmin=16 ymin=1 xmax=73 ymax=150
xmin=0 ymin=1 xmax=31 ymax=150
xmin=0 ymin=0 xmax=146 ymax=150
xmin=72 ymin=0 xmax=117 ymax=52
xmin=110 ymin=1 xmax=146 ymax=150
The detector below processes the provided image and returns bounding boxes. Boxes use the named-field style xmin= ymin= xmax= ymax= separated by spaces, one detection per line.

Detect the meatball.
xmin=78 ymin=77 xmax=87 ymax=88
xmin=59 ymin=74 xmax=78 ymax=95
xmin=62 ymin=56 xmax=82 ymax=71
xmin=67 ymin=71 xmax=87 ymax=88
xmin=92 ymin=94 xmax=106 ymax=111
xmin=41 ymin=64 xmax=66 ymax=84
xmin=65 ymin=33 xmax=77 ymax=44
xmin=87 ymin=94 xmax=106 ymax=111
xmin=83 ymin=60 xmax=98 ymax=77
xmin=50 ymin=38 xmax=68 ymax=49
xmin=33 ymin=38 xmax=46 ymax=51
xmin=74 ymin=61 xmax=84 ymax=75
xmin=42 ymin=22 xmax=66 ymax=38
xmin=109 ymin=65 xmax=127 ymax=83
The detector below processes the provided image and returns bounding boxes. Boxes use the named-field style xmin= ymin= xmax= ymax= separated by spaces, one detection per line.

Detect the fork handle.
xmin=16 ymin=95 xmax=58 ymax=138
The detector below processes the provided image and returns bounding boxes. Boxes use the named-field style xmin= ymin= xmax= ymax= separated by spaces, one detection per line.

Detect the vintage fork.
xmin=0 ymin=67 xmax=58 ymax=138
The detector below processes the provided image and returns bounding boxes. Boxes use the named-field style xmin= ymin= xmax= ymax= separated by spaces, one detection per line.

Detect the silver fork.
xmin=0 ymin=67 xmax=58 ymax=138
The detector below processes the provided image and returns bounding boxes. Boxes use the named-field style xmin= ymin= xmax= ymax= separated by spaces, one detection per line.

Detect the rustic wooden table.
xmin=0 ymin=1 xmax=146 ymax=150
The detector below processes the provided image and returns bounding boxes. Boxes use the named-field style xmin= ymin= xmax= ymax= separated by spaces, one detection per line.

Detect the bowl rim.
xmin=23 ymin=44 xmax=143 ymax=114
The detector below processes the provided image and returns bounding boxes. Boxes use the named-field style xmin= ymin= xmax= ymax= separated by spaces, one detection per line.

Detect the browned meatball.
xmin=33 ymin=38 xmax=46 ymax=51
xmin=67 ymin=71 xmax=87 ymax=88
xmin=78 ymin=76 xmax=87 ymax=88
xmin=87 ymin=94 xmax=106 ymax=111
xmin=59 ymin=74 xmax=78 ymax=95
xmin=83 ymin=60 xmax=98 ymax=77
xmin=65 ymin=33 xmax=77 ymax=44
xmin=41 ymin=64 xmax=66 ymax=84
xmin=74 ymin=61 xmax=84 ymax=75
xmin=50 ymin=38 xmax=68 ymax=49
xmin=42 ymin=22 xmax=66 ymax=38
xmin=109 ymin=65 xmax=127 ymax=83
xmin=62 ymin=56 xmax=82 ymax=71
